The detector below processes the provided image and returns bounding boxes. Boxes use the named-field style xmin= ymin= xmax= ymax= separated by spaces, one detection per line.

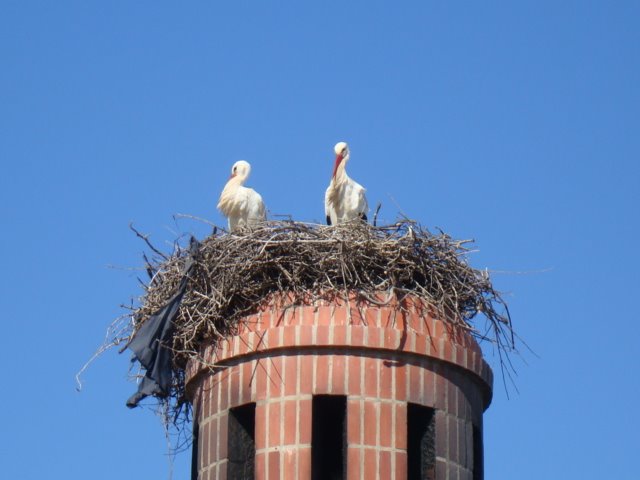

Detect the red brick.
xmin=210 ymin=417 xmax=219 ymax=463
xmin=260 ymin=311 xmax=272 ymax=329
xmin=444 ymin=338 xmax=453 ymax=362
xmin=365 ymin=306 xmax=380 ymax=327
xmin=449 ymin=416 xmax=459 ymax=464
xmin=347 ymin=399 xmax=361 ymax=445
xmin=286 ymin=307 xmax=299 ymax=326
xmin=299 ymin=306 xmax=313 ymax=326
xmin=284 ymin=356 xmax=298 ymax=396
xmin=315 ymin=325 xmax=330 ymax=345
xmin=333 ymin=305 xmax=348 ymax=325
xmin=299 ymin=355 xmax=313 ymax=394
xmin=379 ymin=307 xmax=394 ymax=327
xmin=395 ymin=451 xmax=408 ymax=480
xmin=379 ymin=402 xmax=392 ymax=448
xmin=315 ymin=355 xmax=330 ymax=393
xmin=273 ymin=308 xmax=286 ymax=326
xmin=434 ymin=319 xmax=446 ymax=340
xmin=245 ymin=332 xmax=256 ymax=353
xmin=268 ymin=401 xmax=282 ymax=447
xmin=396 ymin=403 xmax=407 ymax=450
xmin=350 ymin=305 xmax=366 ymax=325
xmin=448 ymin=382 xmax=459 ymax=415
xmin=347 ymin=447 xmax=361 ymax=480
xmin=408 ymin=364 xmax=422 ymax=403
xmin=366 ymin=327 xmax=381 ymax=348
xmin=383 ymin=328 xmax=399 ymax=349
xmin=410 ymin=313 xmax=424 ymax=338
xmin=218 ymin=370 xmax=230 ymax=411
xmin=298 ymin=325 xmax=313 ymax=346
xmin=229 ymin=366 xmax=240 ymax=407
xmin=254 ymin=330 xmax=268 ymax=353
xmin=255 ymin=359 xmax=268 ymax=400
xmin=269 ymin=356 xmax=284 ymax=398
xmin=241 ymin=360 xmax=253 ymax=404
xmin=393 ymin=309 xmax=406 ymax=331
xmin=283 ymin=324 xmax=296 ymax=347
xmin=299 ymin=398 xmax=312 ymax=444
xmin=350 ymin=325 xmax=365 ymax=346
xmin=364 ymin=448 xmax=377 ymax=480
xmin=414 ymin=333 xmax=428 ymax=356
xmin=298 ymin=447 xmax=311 ymax=478
xmin=458 ymin=387 xmax=470 ymax=420
xmin=379 ymin=361 xmax=393 ymax=399
xmin=435 ymin=370 xmax=447 ymax=410
xmin=268 ymin=451 xmax=280 ymax=480
xmin=331 ymin=355 xmax=347 ymax=394
xmin=255 ymin=452 xmax=267 ymax=480
xmin=201 ymin=422 xmax=209 ymax=469
xmin=435 ymin=411 xmax=447 ymax=458
xmin=379 ymin=450 xmax=392 ymax=480
xmin=363 ymin=401 xmax=378 ymax=446
xmin=218 ymin=414 xmax=228 ymax=460
xmin=283 ymin=448 xmax=296 ymax=476
xmin=200 ymin=383 xmax=209 ymax=420
xmin=283 ymin=400 xmax=297 ymax=445
xmin=348 ymin=355 xmax=362 ymax=396
xmin=333 ymin=325 xmax=349 ymax=345
xmin=316 ymin=306 xmax=332 ymax=325
xmin=217 ymin=462 xmax=226 ymax=480
xmin=423 ymin=368 xmax=435 ymax=407
xmin=364 ymin=357 xmax=379 ymax=397
xmin=394 ymin=363 xmax=407 ymax=400
xmin=436 ymin=458 xmax=448 ymax=480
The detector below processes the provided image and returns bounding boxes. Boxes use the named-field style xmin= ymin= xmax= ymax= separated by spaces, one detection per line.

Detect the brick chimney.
xmin=186 ymin=295 xmax=492 ymax=480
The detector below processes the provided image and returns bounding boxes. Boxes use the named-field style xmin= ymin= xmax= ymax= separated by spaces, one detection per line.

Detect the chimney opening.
xmin=227 ymin=402 xmax=256 ymax=480
xmin=312 ymin=395 xmax=347 ymax=480
xmin=473 ymin=424 xmax=483 ymax=480
xmin=407 ymin=402 xmax=436 ymax=480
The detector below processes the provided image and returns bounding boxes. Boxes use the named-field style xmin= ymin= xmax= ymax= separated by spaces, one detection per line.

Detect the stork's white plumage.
xmin=324 ymin=141 xmax=368 ymax=225
xmin=217 ymin=160 xmax=266 ymax=231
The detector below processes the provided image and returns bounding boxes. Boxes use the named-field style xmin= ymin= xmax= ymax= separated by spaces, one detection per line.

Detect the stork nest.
xmin=101 ymin=219 xmax=515 ymax=436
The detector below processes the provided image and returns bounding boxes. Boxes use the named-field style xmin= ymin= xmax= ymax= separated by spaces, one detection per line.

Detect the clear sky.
xmin=1 ymin=1 xmax=639 ymax=479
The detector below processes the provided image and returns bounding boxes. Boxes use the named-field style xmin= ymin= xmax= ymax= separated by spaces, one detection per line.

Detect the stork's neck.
xmin=224 ymin=175 xmax=245 ymax=190
xmin=332 ymin=158 xmax=349 ymax=185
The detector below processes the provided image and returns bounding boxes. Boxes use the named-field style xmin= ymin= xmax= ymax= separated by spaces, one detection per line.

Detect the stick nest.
xmin=125 ymin=220 xmax=512 ymax=405
xmin=97 ymin=218 xmax=516 ymax=441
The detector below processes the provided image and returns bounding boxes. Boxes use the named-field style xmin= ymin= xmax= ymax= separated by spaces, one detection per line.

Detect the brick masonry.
xmin=186 ymin=295 xmax=493 ymax=480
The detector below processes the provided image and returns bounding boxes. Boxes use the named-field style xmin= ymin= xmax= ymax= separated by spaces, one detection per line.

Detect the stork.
xmin=217 ymin=160 xmax=266 ymax=231
xmin=324 ymin=141 xmax=368 ymax=225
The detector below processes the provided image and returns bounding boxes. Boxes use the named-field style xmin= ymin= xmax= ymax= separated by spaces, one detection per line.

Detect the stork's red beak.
xmin=332 ymin=153 xmax=343 ymax=178
xmin=229 ymin=172 xmax=237 ymax=180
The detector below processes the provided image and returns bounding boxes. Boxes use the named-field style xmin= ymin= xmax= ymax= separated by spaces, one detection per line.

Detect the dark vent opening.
xmin=227 ymin=403 xmax=256 ymax=480
xmin=191 ymin=417 xmax=199 ymax=480
xmin=473 ymin=425 xmax=483 ymax=480
xmin=312 ymin=395 xmax=347 ymax=480
xmin=407 ymin=403 xmax=436 ymax=480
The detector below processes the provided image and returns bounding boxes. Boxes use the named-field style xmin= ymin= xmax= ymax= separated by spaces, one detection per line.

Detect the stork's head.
xmin=332 ymin=141 xmax=350 ymax=178
xmin=230 ymin=160 xmax=251 ymax=181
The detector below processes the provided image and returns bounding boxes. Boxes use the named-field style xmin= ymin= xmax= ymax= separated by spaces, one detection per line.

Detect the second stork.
xmin=324 ymin=141 xmax=368 ymax=225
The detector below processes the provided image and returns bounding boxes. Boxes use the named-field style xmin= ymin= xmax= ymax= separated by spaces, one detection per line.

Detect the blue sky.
xmin=1 ymin=1 xmax=639 ymax=478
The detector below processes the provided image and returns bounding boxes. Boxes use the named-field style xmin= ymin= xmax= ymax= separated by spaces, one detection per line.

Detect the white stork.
xmin=324 ymin=141 xmax=368 ymax=225
xmin=217 ymin=160 xmax=266 ymax=231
